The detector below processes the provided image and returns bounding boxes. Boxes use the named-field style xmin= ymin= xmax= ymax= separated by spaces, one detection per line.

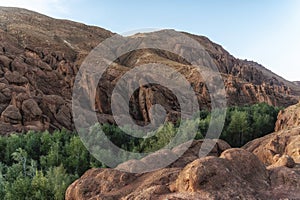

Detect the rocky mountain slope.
xmin=0 ymin=7 xmax=300 ymax=135
xmin=66 ymin=102 xmax=300 ymax=200
xmin=0 ymin=7 xmax=113 ymax=134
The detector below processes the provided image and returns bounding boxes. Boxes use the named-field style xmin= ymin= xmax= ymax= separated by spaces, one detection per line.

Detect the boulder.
xmin=1 ymin=105 xmax=22 ymax=124
xmin=220 ymin=148 xmax=269 ymax=190
xmin=22 ymin=99 xmax=43 ymax=121
xmin=4 ymin=71 xmax=28 ymax=85
xmin=65 ymin=168 xmax=180 ymax=200
xmin=67 ymin=147 xmax=300 ymax=199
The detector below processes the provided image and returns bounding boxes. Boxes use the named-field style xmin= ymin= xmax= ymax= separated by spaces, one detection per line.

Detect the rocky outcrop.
xmin=170 ymin=149 xmax=270 ymax=199
xmin=66 ymin=148 xmax=300 ymax=200
xmin=0 ymin=7 xmax=299 ymax=135
xmin=275 ymin=102 xmax=300 ymax=131
xmin=243 ymin=126 xmax=300 ymax=165
xmin=115 ymin=139 xmax=231 ymax=173
xmin=66 ymin=102 xmax=300 ymax=200
xmin=244 ymin=102 xmax=300 ymax=165
xmin=0 ymin=7 xmax=113 ymax=134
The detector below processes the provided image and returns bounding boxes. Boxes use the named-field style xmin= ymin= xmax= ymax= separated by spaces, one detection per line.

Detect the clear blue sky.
xmin=1 ymin=0 xmax=300 ymax=81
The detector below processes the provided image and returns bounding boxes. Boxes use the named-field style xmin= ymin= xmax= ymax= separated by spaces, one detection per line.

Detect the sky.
xmin=0 ymin=0 xmax=299 ymax=81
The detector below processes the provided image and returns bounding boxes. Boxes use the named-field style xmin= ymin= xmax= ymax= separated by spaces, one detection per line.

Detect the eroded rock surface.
xmin=1 ymin=7 xmax=300 ymax=134
xmin=66 ymin=103 xmax=300 ymax=200
xmin=66 ymin=148 xmax=300 ymax=200
xmin=275 ymin=102 xmax=300 ymax=131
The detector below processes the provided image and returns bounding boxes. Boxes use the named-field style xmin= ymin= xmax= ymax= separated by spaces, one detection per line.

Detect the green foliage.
xmin=220 ymin=103 xmax=281 ymax=146
xmin=138 ymin=122 xmax=176 ymax=152
xmin=0 ymin=131 xmax=101 ymax=200
xmin=65 ymin=136 xmax=90 ymax=175
xmin=46 ymin=165 xmax=74 ymax=200
xmin=4 ymin=177 xmax=32 ymax=200
xmin=227 ymin=110 xmax=249 ymax=146
xmin=88 ymin=103 xmax=280 ymax=152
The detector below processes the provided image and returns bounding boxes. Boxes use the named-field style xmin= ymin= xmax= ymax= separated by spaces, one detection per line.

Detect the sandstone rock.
xmin=116 ymin=159 xmax=148 ymax=173
xmin=123 ymin=185 xmax=170 ymax=200
xmin=220 ymin=148 xmax=269 ymax=190
xmin=65 ymin=168 xmax=180 ymax=200
xmin=4 ymin=71 xmax=28 ymax=85
xmin=24 ymin=121 xmax=48 ymax=132
xmin=266 ymin=165 xmax=300 ymax=199
xmin=140 ymin=149 xmax=178 ymax=171
xmin=116 ymin=139 xmax=231 ymax=172
xmin=212 ymin=138 xmax=231 ymax=152
xmin=22 ymin=99 xmax=42 ymax=121
xmin=37 ymin=60 xmax=52 ymax=71
xmin=268 ymin=154 xmax=296 ymax=168
xmin=171 ymin=156 xmax=261 ymax=199
xmin=55 ymin=104 xmax=72 ymax=129
xmin=67 ymin=147 xmax=300 ymax=199
xmin=11 ymin=57 xmax=29 ymax=76
xmin=0 ymin=121 xmax=17 ymax=135
xmin=171 ymin=148 xmax=269 ymax=197
xmin=0 ymin=55 xmax=12 ymax=67
xmin=1 ymin=105 xmax=22 ymax=124
xmin=171 ymin=139 xmax=231 ymax=168
xmin=0 ymin=7 xmax=299 ymax=198
xmin=285 ymin=135 xmax=300 ymax=163
xmin=275 ymin=103 xmax=300 ymax=131
xmin=269 ymin=165 xmax=300 ymax=188
xmin=243 ymin=126 xmax=300 ymax=166
xmin=0 ymin=83 xmax=7 ymax=90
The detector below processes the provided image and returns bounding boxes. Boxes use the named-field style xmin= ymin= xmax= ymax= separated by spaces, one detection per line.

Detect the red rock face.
xmin=275 ymin=102 xmax=300 ymax=131
xmin=0 ymin=7 xmax=113 ymax=134
xmin=0 ymin=7 xmax=299 ymax=135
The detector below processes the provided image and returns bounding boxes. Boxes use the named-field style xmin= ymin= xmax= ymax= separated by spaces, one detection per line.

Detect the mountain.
xmin=66 ymin=102 xmax=300 ymax=199
xmin=0 ymin=7 xmax=300 ymax=135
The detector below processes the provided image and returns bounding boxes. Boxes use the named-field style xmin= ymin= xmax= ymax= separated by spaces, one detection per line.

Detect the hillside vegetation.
xmin=0 ymin=103 xmax=280 ymax=199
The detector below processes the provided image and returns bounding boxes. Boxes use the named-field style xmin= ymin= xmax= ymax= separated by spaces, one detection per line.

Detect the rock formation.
xmin=66 ymin=148 xmax=300 ymax=199
xmin=0 ymin=7 xmax=300 ymax=134
xmin=244 ymin=101 xmax=300 ymax=165
xmin=66 ymin=102 xmax=300 ymax=199
xmin=0 ymin=7 xmax=113 ymax=134
xmin=0 ymin=6 xmax=299 ymax=199
xmin=274 ymin=102 xmax=300 ymax=131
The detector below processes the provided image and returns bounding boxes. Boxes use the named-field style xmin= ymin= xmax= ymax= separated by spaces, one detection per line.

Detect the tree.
xmin=24 ymin=132 xmax=41 ymax=162
xmin=40 ymin=142 xmax=62 ymax=170
xmin=5 ymin=134 xmax=25 ymax=165
xmin=12 ymin=148 xmax=28 ymax=177
xmin=227 ymin=110 xmax=249 ymax=146
xmin=0 ymin=163 xmax=6 ymax=198
xmin=4 ymin=177 xmax=32 ymax=200
xmin=139 ymin=122 xmax=176 ymax=152
xmin=31 ymin=171 xmax=52 ymax=200
xmin=65 ymin=136 xmax=89 ymax=175
xmin=46 ymin=165 xmax=74 ymax=200
xmin=0 ymin=137 xmax=6 ymax=162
